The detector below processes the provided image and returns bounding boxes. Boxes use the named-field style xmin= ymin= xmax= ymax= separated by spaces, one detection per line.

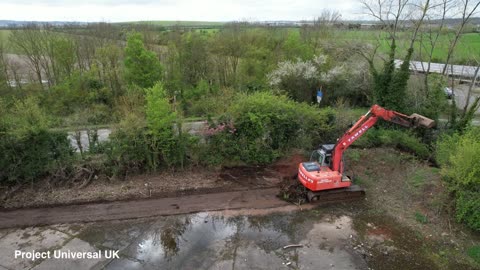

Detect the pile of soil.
xmin=277 ymin=177 xmax=307 ymax=204
xmin=270 ymin=152 xmax=309 ymax=204
xmin=268 ymin=153 xmax=305 ymax=178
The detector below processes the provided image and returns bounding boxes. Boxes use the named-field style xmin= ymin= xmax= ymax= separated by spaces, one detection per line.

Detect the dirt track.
xmin=0 ymin=187 xmax=289 ymax=229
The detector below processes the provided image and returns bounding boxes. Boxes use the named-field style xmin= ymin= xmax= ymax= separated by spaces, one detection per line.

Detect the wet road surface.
xmin=0 ymin=207 xmax=368 ymax=270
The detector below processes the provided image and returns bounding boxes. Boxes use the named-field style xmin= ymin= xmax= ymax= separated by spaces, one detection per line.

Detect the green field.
xmin=329 ymin=29 xmax=480 ymax=64
xmin=0 ymin=29 xmax=11 ymax=44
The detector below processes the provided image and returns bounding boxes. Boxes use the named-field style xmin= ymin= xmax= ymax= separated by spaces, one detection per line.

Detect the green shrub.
xmin=455 ymin=190 xmax=480 ymax=231
xmin=355 ymin=128 xmax=430 ymax=159
xmin=443 ymin=129 xmax=480 ymax=189
xmin=435 ymin=132 xmax=460 ymax=167
xmin=187 ymin=87 xmax=234 ymax=117
xmin=0 ymin=130 xmax=73 ymax=184
xmin=437 ymin=127 xmax=480 ymax=231
xmin=0 ymin=97 xmax=74 ymax=185
xmin=104 ymin=83 xmax=191 ymax=175
xmin=414 ymin=212 xmax=429 ymax=224
xmin=467 ymin=246 xmax=480 ymax=264
xmin=203 ymin=92 xmax=335 ymax=165
xmin=103 ymin=113 xmax=149 ymax=176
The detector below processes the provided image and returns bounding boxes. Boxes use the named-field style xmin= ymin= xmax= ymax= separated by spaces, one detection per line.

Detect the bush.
xmin=103 ymin=83 xmax=191 ymax=175
xmin=355 ymin=128 xmax=430 ymax=159
xmin=436 ymin=127 xmax=480 ymax=231
xmin=0 ymin=97 xmax=74 ymax=185
xmin=0 ymin=131 xmax=73 ymax=184
xmin=202 ymin=92 xmax=335 ymax=165
xmin=467 ymin=246 xmax=480 ymax=264
xmin=187 ymin=87 xmax=233 ymax=117
xmin=103 ymin=113 xmax=149 ymax=176
xmin=455 ymin=190 xmax=480 ymax=231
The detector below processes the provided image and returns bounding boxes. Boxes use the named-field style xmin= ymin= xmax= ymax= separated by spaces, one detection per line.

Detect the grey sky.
xmin=0 ymin=0 xmax=362 ymax=22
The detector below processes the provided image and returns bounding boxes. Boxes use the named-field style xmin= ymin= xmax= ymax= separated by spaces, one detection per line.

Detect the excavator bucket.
xmin=410 ymin=113 xmax=435 ymax=128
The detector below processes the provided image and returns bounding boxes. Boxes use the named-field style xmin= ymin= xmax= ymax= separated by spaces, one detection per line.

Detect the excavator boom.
xmin=332 ymin=105 xmax=434 ymax=172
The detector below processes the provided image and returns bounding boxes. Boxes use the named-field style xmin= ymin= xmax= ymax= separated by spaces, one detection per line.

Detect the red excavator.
xmin=298 ymin=104 xmax=435 ymax=202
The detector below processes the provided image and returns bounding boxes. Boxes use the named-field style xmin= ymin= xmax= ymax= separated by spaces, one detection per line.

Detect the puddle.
xmin=98 ymin=210 xmax=367 ymax=269
xmin=4 ymin=204 xmax=453 ymax=270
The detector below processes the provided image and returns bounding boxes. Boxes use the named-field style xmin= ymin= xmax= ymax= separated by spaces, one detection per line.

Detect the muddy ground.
xmin=345 ymin=148 xmax=480 ymax=269
xmin=0 ymin=147 xmax=479 ymax=269
xmin=0 ymin=153 xmax=302 ymax=209
xmin=0 ymin=201 xmax=477 ymax=270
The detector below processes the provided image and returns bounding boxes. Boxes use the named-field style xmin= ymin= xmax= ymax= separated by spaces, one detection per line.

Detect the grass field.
xmin=0 ymin=29 xmax=11 ymax=44
xmin=329 ymin=29 xmax=480 ymax=64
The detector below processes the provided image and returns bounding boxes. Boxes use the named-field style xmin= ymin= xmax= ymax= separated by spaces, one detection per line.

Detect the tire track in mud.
xmin=0 ymin=187 xmax=288 ymax=229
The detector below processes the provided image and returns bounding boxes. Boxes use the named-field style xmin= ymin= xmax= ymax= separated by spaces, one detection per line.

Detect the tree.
xmin=9 ymin=25 xmax=45 ymax=89
xmin=210 ymin=23 xmax=248 ymax=86
xmin=359 ymin=0 xmax=429 ymax=111
xmin=267 ymin=55 xmax=345 ymax=103
xmin=300 ymin=9 xmax=342 ymax=51
xmin=96 ymin=43 xmax=123 ymax=97
xmin=0 ymin=42 xmax=9 ymax=91
xmin=51 ymin=36 xmax=77 ymax=81
xmin=178 ymin=32 xmax=210 ymax=86
xmin=441 ymin=0 xmax=480 ymax=74
xmin=145 ymin=82 xmax=186 ymax=169
xmin=124 ymin=32 xmax=163 ymax=88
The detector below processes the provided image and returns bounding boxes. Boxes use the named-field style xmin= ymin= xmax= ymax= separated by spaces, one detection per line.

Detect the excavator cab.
xmin=310 ymin=144 xmax=335 ymax=167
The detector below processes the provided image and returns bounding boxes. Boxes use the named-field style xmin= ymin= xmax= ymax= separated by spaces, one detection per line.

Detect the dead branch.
xmin=283 ymin=244 xmax=304 ymax=249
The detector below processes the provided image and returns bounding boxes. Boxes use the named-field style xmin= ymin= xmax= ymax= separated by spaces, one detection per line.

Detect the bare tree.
xmin=0 ymin=41 xmax=10 ymax=90
xmin=211 ymin=23 xmax=247 ymax=86
xmin=418 ymin=0 xmax=454 ymax=92
xmin=95 ymin=42 xmax=123 ymax=96
xmin=361 ymin=0 xmax=411 ymax=40
xmin=462 ymin=60 xmax=480 ymax=115
xmin=357 ymin=0 xmax=412 ymax=67
xmin=441 ymin=0 xmax=480 ymax=74
xmin=301 ymin=9 xmax=342 ymax=50
xmin=358 ymin=0 xmax=430 ymax=110
xmin=9 ymin=25 xmax=45 ymax=89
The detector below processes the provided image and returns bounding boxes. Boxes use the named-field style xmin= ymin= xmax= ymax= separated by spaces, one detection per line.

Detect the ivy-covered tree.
xmin=360 ymin=0 xmax=429 ymax=112
xmin=124 ymin=32 xmax=163 ymax=88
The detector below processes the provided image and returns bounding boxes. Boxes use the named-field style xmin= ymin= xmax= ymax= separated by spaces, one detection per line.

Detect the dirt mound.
xmin=268 ymin=153 xmax=305 ymax=179
xmin=219 ymin=165 xmax=282 ymax=187
xmin=271 ymin=152 xmax=308 ymax=204
xmin=277 ymin=176 xmax=307 ymax=205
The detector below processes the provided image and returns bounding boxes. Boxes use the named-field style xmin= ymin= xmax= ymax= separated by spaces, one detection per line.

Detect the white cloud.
xmin=0 ymin=0 xmax=362 ymax=22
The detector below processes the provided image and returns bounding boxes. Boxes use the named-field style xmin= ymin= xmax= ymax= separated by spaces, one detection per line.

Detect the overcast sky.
xmin=0 ymin=0 xmax=363 ymax=22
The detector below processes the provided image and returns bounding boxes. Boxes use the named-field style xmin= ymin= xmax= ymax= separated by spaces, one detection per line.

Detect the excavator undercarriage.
xmin=280 ymin=178 xmax=365 ymax=204
xmin=306 ymin=185 xmax=365 ymax=203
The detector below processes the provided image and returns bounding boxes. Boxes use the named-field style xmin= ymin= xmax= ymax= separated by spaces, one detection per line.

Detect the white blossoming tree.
xmin=267 ymin=54 xmax=345 ymax=103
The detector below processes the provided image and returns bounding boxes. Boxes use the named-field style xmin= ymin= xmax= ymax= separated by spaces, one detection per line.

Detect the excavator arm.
xmin=331 ymin=104 xmax=435 ymax=172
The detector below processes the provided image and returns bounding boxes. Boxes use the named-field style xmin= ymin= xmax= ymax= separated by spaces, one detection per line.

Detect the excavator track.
xmin=306 ymin=185 xmax=365 ymax=203
xmin=279 ymin=181 xmax=365 ymax=205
